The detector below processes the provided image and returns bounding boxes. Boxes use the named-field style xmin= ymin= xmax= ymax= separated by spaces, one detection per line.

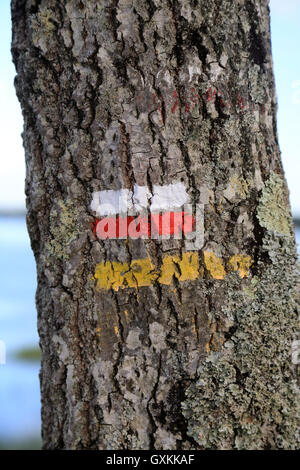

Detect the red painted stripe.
xmin=94 ymin=212 xmax=195 ymax=239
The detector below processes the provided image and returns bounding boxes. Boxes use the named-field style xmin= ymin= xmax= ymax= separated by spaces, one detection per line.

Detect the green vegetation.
xmin=14 ymin=346 xmax=41 ymax=362
xmin=0 ymin=436 xmax=42 ymax=450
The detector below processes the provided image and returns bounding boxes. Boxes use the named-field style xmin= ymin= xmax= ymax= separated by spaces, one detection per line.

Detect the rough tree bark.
xmin=11 ymin=0 xmax=300 ymax=450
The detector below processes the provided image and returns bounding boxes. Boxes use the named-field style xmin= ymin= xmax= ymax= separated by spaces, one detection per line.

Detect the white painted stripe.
xmin=132 ymin=184 xmax=152 ymax=212
xmin=90 ymin=189 xmax=133 ymax=216
xmin=151 ymin=182 xmax=190 ymax=212
xmin=91 ymin=182 xmax=190 ymax=216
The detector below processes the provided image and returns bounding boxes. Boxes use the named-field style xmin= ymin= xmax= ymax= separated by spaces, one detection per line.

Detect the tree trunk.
xmin=11 ymin=0 xmax=300 ymax=450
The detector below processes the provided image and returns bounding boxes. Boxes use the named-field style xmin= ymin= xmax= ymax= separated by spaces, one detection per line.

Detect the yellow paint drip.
xmin=228 ymin=254 xmax=252 ymax=279
xmin=124 ymin=310 xmax=129 ymax=322
xmin=94 ymin=250 xmax=252 ymax=290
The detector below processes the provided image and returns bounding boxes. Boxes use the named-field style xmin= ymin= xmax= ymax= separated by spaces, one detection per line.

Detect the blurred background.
xmin=0 ymin=0 xmax=299 ymax=450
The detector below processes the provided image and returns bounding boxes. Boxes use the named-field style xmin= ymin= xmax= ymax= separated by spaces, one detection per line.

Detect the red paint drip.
xmin=171 ymin=90 xmax=179 ymax=114
xmin=237 ymin=94 xmax=245 ymax=110
xmin=184 ymin=102 xmax=190 ymax=113
xmin=191 ymin=87 xmax=199 ymax=102
xmin=206 ymin=87 xmax=217 ymax=103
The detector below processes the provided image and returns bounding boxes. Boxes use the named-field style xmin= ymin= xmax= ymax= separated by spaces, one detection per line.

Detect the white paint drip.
xmin=91 ymin=182 xmax=190 ymax=216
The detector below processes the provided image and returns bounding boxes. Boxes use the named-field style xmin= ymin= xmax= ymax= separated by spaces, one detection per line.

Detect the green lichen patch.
xmin=182 ymin=234 xmax=300 ymax=449
xmin=248 ymin=64 xmax=268 ymax=104
xmin=257 ymin=172 xmax=294 ymax=236
xmin=30 ymin=7 xmax=57 ymax=49
xmin=223 ymin=174 xmax=249 ymax=202
xmin=46 ymin=200 xmax=80 ymax=260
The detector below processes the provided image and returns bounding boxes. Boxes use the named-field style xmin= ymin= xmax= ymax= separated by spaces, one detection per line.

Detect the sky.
xmin=0 ymin=1 xmax=299 ymax=216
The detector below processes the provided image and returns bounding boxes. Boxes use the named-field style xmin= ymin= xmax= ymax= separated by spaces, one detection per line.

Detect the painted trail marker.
xmin=91 ymin=182 xmax=204 ymax=248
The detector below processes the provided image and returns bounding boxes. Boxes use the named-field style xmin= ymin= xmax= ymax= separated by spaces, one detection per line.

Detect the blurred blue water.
xmin=0 ymin=216 xmax=40 ymax=441
xmin=0 ymin=216 xmax=299 ymax=443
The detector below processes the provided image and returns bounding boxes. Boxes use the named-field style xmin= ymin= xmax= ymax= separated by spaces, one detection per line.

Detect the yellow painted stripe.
xmin=203 ymin=252 xmax=226 ymax=280
xmin=94 ymin=251 xmax=252 ymax=291
xmin=158 ymin=252 xmax=200 ymax=285
xmin=227 ymin=254 xmax=252 ymax=279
